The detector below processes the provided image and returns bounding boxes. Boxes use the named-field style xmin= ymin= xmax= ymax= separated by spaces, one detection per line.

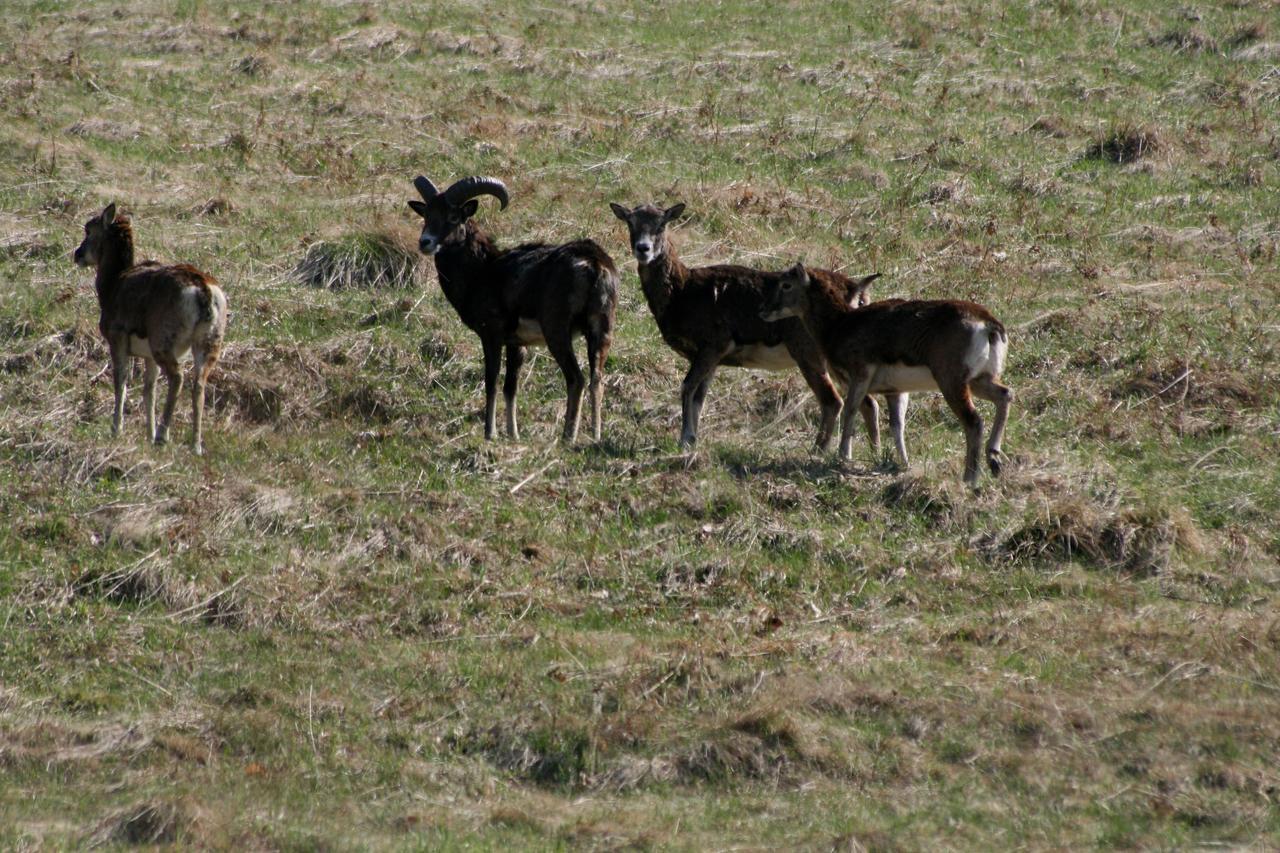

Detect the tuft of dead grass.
xmin=1227 ymin=22 xmax=1268 ymax=49
xmin=1232 ymin=42 xmax=1280 ymax=61
xmin=451 ymin=722 xmax=595 ymax=789
xmin=64 ymin=117 xmax=143 ymax=141
xmin=212 ymin=369 xmax=285 ymax=423
xmin=879 ymin=474 xmax=969 ymax=528
xmin=0 ymin=231 xmax=63 ymax=261
xmin=1148 ymin=28 xmax=1218 ymax=54
xmin=293 ymin=232 xmax=421 ymax=290
xmin=72 ymin=555 xmax=246 ymax=627
xmin=230 ymin=54 xmax=267 ymax=76
xmin=208 ymin=343 xmax=330 ymax=425
xmin=1111 ymin=362 xmax=1265 ymax=409
xmin=326 ymin=383 xmax=400 ymax=423
xmin=1084 ymin=124 xmax=1163 ymax=164
xmin=997 ymin=499 xmax=1201 ymax=576
xmin=674 ymin=727 xmax=788 ymax=785
xmin=920 ymin=181 xmax=963 ymax=205
xmin=190 ymin=197 xmax=233 ymax=218
xmin=90 ymin=802 xmax=186 ymax=846
xmin=1024 ymin=116 xmax=1071 ymax=138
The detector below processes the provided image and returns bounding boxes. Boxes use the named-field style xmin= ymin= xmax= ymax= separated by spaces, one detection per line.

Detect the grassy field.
xmin=2 ymin=0 xmax=1279 ymax=848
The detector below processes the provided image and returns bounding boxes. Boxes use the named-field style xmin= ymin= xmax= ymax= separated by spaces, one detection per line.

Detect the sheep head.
xmin=408 ymin=176 xmax=509 ymax=255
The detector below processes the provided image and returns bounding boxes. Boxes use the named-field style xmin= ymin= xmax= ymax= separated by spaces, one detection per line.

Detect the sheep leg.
xmin=887 ymin=392 xmax=910 ymax=467
xmin=860 ymin=395 xmax=881 ymax=456
xmin=481 ymin=338 xmax=502 ymax=440
xmin=108 ymin=338 xmax=130 ymax=438
xmin=839 ymin=371 xmax=873 ymax=462
xmin=680 ymin=350 xmax=722 ymax=450
xmin=155 ymin=356 xmax=183 ymax=446
xmin=971 ymin=376 xmax=1013 ymax=476
xmin=546 ymin=336 xmax=585 ymax=443
xmin=504 ymin=344 xmax=526 ymax=440
xmin=793 ymin=358 xmax=842 ymax=451
xmin=586 ymin=328 xmax=610 ymax=442
xmin=190 ymin=349 xmax=211 ymax=455
xmin=142 ymin=359 xmax=158 ymax=442
xmin=941 ymin=381 xmax=984 ymax=486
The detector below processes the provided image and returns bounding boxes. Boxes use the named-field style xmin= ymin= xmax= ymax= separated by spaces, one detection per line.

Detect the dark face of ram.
xmin=407 ymin=176 xmax=508 ymax=256
xmin=407 ymin=196 xmax=478 ymax=256
xmin=609 ymin=202 xmax=685 ymax=266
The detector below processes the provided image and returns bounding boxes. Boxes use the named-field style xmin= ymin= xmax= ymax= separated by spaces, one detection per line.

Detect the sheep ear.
xmin=101 ymin=203 xmax=117 ymax=226
xmin=849 ymin=273 xmax=880 ymax=307
xmin=663 ymin=203 xmax=686 ymax=223
xmin=407 ymin=200 xmax=429 ymax=218
xmin=609 ymin=202 xmax=630 ymax=221
xmin=459 ymin=199 xmax=480 ymax=220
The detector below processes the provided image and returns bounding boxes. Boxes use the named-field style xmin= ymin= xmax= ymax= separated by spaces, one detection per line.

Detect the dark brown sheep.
xmin=609 ymin=202 xmax=882 ymax=450
xmin=410 ymin=176 xmax=618 ymax=442
xmin=761 ymin=263 xmax=1013 ymax=485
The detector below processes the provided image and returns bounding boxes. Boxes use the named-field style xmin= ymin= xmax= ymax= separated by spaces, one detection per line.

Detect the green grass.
xmin=2 ymin=0 xmax=1279 ymax=848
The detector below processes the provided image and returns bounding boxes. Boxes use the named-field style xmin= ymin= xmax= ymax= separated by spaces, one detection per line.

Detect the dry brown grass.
xmin=1084 ymin=124 xmax=1165 ymax=164
xmin=91 ymin=802 xmax=187 ymax=846
xmin=1149 ymin=28 xmax=1219 ymax=54
xmin=2 ymin=0 xmax=1278 ymax=847
xmin=293 ymin=231 xmax=422 ymax=290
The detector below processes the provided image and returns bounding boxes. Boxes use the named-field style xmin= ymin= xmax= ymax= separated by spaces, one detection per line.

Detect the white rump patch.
xmin=960 ymin=320 xmax=1002 ymax=378
xmin=178 ymin=288 xmax=205 ymax=330
xmin=988 ymin=329 xmax=1007 ymax=376
xmin=514 ymin=318 xmax=546 ymax=346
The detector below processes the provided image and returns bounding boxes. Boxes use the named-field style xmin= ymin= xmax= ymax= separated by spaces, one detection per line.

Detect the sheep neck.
xmin=432 ymin=221 xmax=501 ymax=328
xmin=637 ymin=239 xmax=688 ymax=324
xmin=95 ymin=223 xmax=136 ymax=312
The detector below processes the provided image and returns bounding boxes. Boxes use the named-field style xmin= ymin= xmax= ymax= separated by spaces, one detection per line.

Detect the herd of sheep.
xmin=73 ymin=174 xmax=1013 ymax=485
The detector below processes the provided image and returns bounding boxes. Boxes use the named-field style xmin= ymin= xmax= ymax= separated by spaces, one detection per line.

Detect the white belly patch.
xmin=868 ymin=364 xmax=937 ymax=393
xmin=128 ymin=336 xmax=153 ymax=359
xmin=731 ymin=343 xmax=795 ymax=371
xmin=513 ymin=318 xmax=546 ymax=346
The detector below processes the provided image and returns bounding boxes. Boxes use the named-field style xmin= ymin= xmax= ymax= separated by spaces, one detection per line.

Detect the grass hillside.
xmin=2 ymin=0 xmax=1278 ymax=848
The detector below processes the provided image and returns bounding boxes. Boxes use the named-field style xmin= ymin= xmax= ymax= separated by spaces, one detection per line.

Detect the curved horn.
xmin=413 ymin=175 xmax=439 ymax=201
xmin=442 ymin=176 xmax=509 ymax=211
